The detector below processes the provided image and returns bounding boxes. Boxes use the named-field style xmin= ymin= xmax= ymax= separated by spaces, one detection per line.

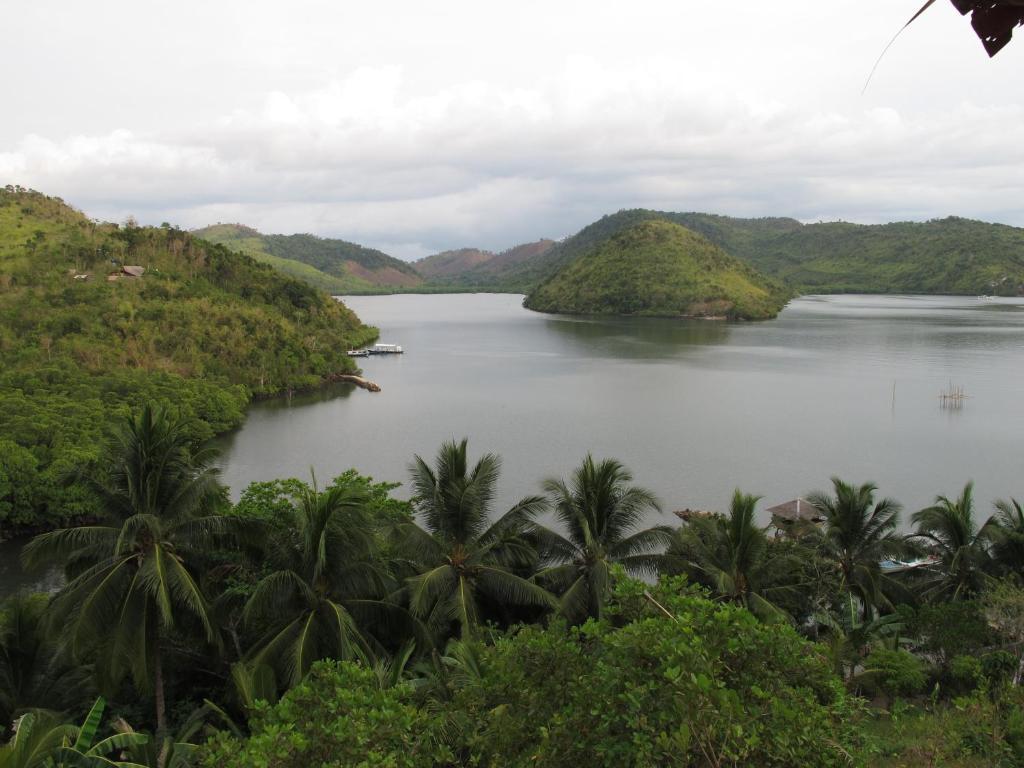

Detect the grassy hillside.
xmin=525 ymin=220 xmax=790 ymax=319
xmin=0 ymin=187 xmax=377 ymax=531
xmin=193 ymin=223 xmax=422 ymax=294
xmin=414 ymin=247 xmax=493 ymax=279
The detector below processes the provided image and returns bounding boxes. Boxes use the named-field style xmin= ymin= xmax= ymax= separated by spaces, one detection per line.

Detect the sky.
xmin=2 ymin=1 xmax=1024 ymax=259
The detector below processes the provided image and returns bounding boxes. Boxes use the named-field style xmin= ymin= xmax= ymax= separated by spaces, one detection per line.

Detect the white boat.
xmin=368 ymin=343 xmax=403 ymax=355
xmin=348 ymin=343 xmax=403 ymax=357
xmin=879 ymin=556 xmax=939 ymax=573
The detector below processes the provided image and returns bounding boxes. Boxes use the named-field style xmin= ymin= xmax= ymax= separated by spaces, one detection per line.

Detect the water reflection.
xmin=0 ymin=537 xmax=62 ymax=596
xmin=544 ymin=315 xmax=731 ymax=359
xmin=255 ymin=381 xmax=356 ymax=411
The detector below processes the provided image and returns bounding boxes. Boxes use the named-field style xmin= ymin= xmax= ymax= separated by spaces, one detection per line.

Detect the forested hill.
xmin=525 ymin=220 xmax=789 ymax=319
xmin=0 ymin=187 xmax=376 ymax=532
xmin=193 ymin=223 xmax=423 ymax=294
xmin=525 ymin=210 xmax=1024 ymax=296
xmin=193 ymin=213 xmax=1024 ymax=297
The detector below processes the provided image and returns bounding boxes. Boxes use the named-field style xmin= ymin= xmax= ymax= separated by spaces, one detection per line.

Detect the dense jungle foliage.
xmin=2 ymin=409 xmax=1023 ymax=767
xmin=515 ymin=209 xmax=1024 ymax=300
xmin=525 ymin=220 xmax=790 ymax=320
xmin=193 ymin=224 xmax=422 ymax=294
xmin=0 ymin=188 xmax=376 ymax=532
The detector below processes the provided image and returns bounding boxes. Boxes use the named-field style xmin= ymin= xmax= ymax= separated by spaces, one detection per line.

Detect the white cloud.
xmin=3 ymin=1 xmax=1024 ymax=254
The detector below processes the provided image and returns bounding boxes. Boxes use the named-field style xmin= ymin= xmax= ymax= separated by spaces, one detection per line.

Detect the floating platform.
xmin=347 ymin=343 xmax=403 ymax=357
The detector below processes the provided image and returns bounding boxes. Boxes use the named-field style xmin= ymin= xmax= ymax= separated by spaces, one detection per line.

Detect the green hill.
xmin=424 ymin=209 xmax=1024 ymax=297
xmin=524 ymin=210 xmax=1024 ymax=297
xmin=524 ymin=220 xmax=789 ymax=319
xmin=714 ymin=216 xmax=1024 ymax=295
xmin=0 ymin=187 xmax=377 ymax=532
xmin=192 ymin=223 xmax=422 ymax=294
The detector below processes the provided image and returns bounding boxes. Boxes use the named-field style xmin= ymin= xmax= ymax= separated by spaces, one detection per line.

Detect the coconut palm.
xmin=21 ymin=405 xmax=228 ymax=763
xmin=910 ymin=482 xmax=991 ymax=600
xmin=668 ymin=490 xmax=795 ymax=622
xmin=394 ymin=439 xmax=555 ymax=639
xmin=241 ymin=474 xmax=410 ymax=688
xmin=816 ymin=595 xmax=906 ymax=682
xmin=807 ymin=478 xmax=904 ymax=617
xmin=0 ymin=595 xmax=92 ymax=738
xmin=985 ymin=497 xmax=1024 ymax=575
xmin=532 ymin=455 xmax=669 ymax=623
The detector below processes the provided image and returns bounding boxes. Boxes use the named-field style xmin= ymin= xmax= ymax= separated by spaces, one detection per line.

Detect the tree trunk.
xmin=154 ymin=631 xmax=169 ymax=768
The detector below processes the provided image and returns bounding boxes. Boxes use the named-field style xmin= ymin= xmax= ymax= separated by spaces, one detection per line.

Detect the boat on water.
xmin=347 ymin=343 xmax=403 ymax=357
xmin=879 ymin=556 xmax=940 ymax=574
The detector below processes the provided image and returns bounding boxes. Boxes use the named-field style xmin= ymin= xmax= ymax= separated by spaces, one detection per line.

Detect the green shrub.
xmin=199 ymin=662 xmax=451 ymax=768
xmin=861 ymin=648 xmax=927 ymax=700
xmin=981 ymin=650 xmax=1018 ymax=686
xmin=948 ymin=654 xmax=983 ymax=694
xmin=448 ymin=577 xmax=859 ymax=767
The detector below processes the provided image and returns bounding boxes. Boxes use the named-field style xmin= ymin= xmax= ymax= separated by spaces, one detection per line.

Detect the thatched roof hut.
xmin=765 ymin=498 xmax=822 ymax=524
xmin=766 ymin=498 xmax=824 ymax=537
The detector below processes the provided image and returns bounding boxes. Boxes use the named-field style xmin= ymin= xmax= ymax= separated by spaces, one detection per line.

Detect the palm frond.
xmin=21 ymin=527 xmax=119 ymax=571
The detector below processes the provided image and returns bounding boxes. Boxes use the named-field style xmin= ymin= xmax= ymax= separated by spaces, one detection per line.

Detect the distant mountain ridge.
xmin=414 ymin=240 xmax=556 ymax=288
xmin=192 ymin=223 xmax=422 ymax=294
xmin=414 ymin=247 xmax=495 ymax=279
xmin=194 ymin=211 xmax=1024 ymax=300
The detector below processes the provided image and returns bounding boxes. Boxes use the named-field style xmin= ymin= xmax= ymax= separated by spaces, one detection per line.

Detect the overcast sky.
xmin=3 ymin=1 xmax=1023 ymax=258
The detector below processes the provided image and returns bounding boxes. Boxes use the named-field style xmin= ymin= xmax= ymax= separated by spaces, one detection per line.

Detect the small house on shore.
xmin=107 ymin=265 xmax=146 ymax=281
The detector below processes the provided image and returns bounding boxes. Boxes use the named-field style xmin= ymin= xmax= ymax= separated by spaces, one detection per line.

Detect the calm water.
xmin=215 ymin=293 xmax=1024 ymax=523
xmin=6 ymin=293 xmax=1023 ymax=597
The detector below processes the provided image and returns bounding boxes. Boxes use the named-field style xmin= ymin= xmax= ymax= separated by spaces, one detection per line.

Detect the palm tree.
xmin=394 ymin=439 xmax=555 ymax=639
xmin=807 ymin=478 xmax=904 ymax=617
xmin=242 ymin=474 xmax=407 ymax=688
xmin=816 ymin=595 xmax=905 ymax=682
xmin=21 ymin=405 xmax=227 ymax=763
xmin=985 ymin=497 xmax=1024 ymax=575
xmin=910 ymin=482 xmax=991 ymax=600
xmin=532 ymin=455 xmax=669 ymax=623
xmin=668 ymin=490 xmax=794 ymax=622
xmin=0 ymin=595 xmax=92 ymax=739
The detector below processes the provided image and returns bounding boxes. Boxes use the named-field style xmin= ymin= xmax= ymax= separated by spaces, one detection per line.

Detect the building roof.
xmin=765 ymin=498 xmax=823 ymax=523
xmin=122 ymin=265 xmax=145 ymax=277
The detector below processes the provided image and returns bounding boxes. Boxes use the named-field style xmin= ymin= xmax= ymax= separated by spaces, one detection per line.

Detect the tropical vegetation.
xmin=0 ymin=187 xmax=375 ymax=533
xmin=524 ymin=220 xmax=790 ymax=319
xmin=3 ymin=405 xmax=1023 ymax=766
xmin=2 ymin=186 xmax=1024 ymax=766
